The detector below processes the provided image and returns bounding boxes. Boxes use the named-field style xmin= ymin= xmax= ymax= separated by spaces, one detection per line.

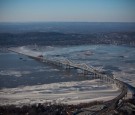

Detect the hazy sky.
xmin=0 ymin=0 xmax=135 ymax=22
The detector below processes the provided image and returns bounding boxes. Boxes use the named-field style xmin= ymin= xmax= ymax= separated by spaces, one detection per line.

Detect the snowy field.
xmin=0 ymin=44 xmax=135 ymax=105
xmin=0 ymin=79 xmax=119 ymax=106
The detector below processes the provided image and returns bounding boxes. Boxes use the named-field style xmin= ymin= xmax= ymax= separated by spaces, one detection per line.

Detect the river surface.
xmin=0 ymin=51 xmax=86 ymax=88
xmin=0 ymin=44 xmax=135 ymax=88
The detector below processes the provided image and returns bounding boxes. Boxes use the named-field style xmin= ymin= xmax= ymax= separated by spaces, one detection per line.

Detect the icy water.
xmin=0 ymin=45 xmax=135 ymax=88
xmin=57 ymin=45 xmax=135 ymax=85
xmin=0 ymin=52 xmax=86 ymax=88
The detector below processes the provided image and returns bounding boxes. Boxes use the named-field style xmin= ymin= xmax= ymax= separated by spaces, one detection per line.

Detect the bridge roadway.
xmin=39 ymin=56 xmax=115 ymax=84
xmin=9 ymin=48 xmax=128 ymax=115
xmin=90 ymin=79 xmax=128 ymax=115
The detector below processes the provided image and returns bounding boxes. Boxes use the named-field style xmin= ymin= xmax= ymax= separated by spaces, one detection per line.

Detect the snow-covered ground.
xmin=0 ymin=79 xmax=119 ymax=106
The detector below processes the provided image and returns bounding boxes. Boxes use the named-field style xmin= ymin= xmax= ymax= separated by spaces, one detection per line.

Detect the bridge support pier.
xmin=83 ymin=70 xmax=88 ymax=75
xmin=65 ymin=64 xmax=70 ymax=69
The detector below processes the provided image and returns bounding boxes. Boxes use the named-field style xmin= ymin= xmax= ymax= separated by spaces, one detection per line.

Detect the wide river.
xmin=0 ymin=44 xmax=135 ymax=88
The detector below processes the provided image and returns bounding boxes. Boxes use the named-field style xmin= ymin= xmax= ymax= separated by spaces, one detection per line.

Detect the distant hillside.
xmin=0 ymin=22 xmax=135 ymax=33
xmin=0 ymin=32 xmax=135 ymax=47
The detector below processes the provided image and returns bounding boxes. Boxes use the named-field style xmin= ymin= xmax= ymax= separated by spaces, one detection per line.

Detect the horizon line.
xmin=0 ymin=21 xmax=135 ymax=23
